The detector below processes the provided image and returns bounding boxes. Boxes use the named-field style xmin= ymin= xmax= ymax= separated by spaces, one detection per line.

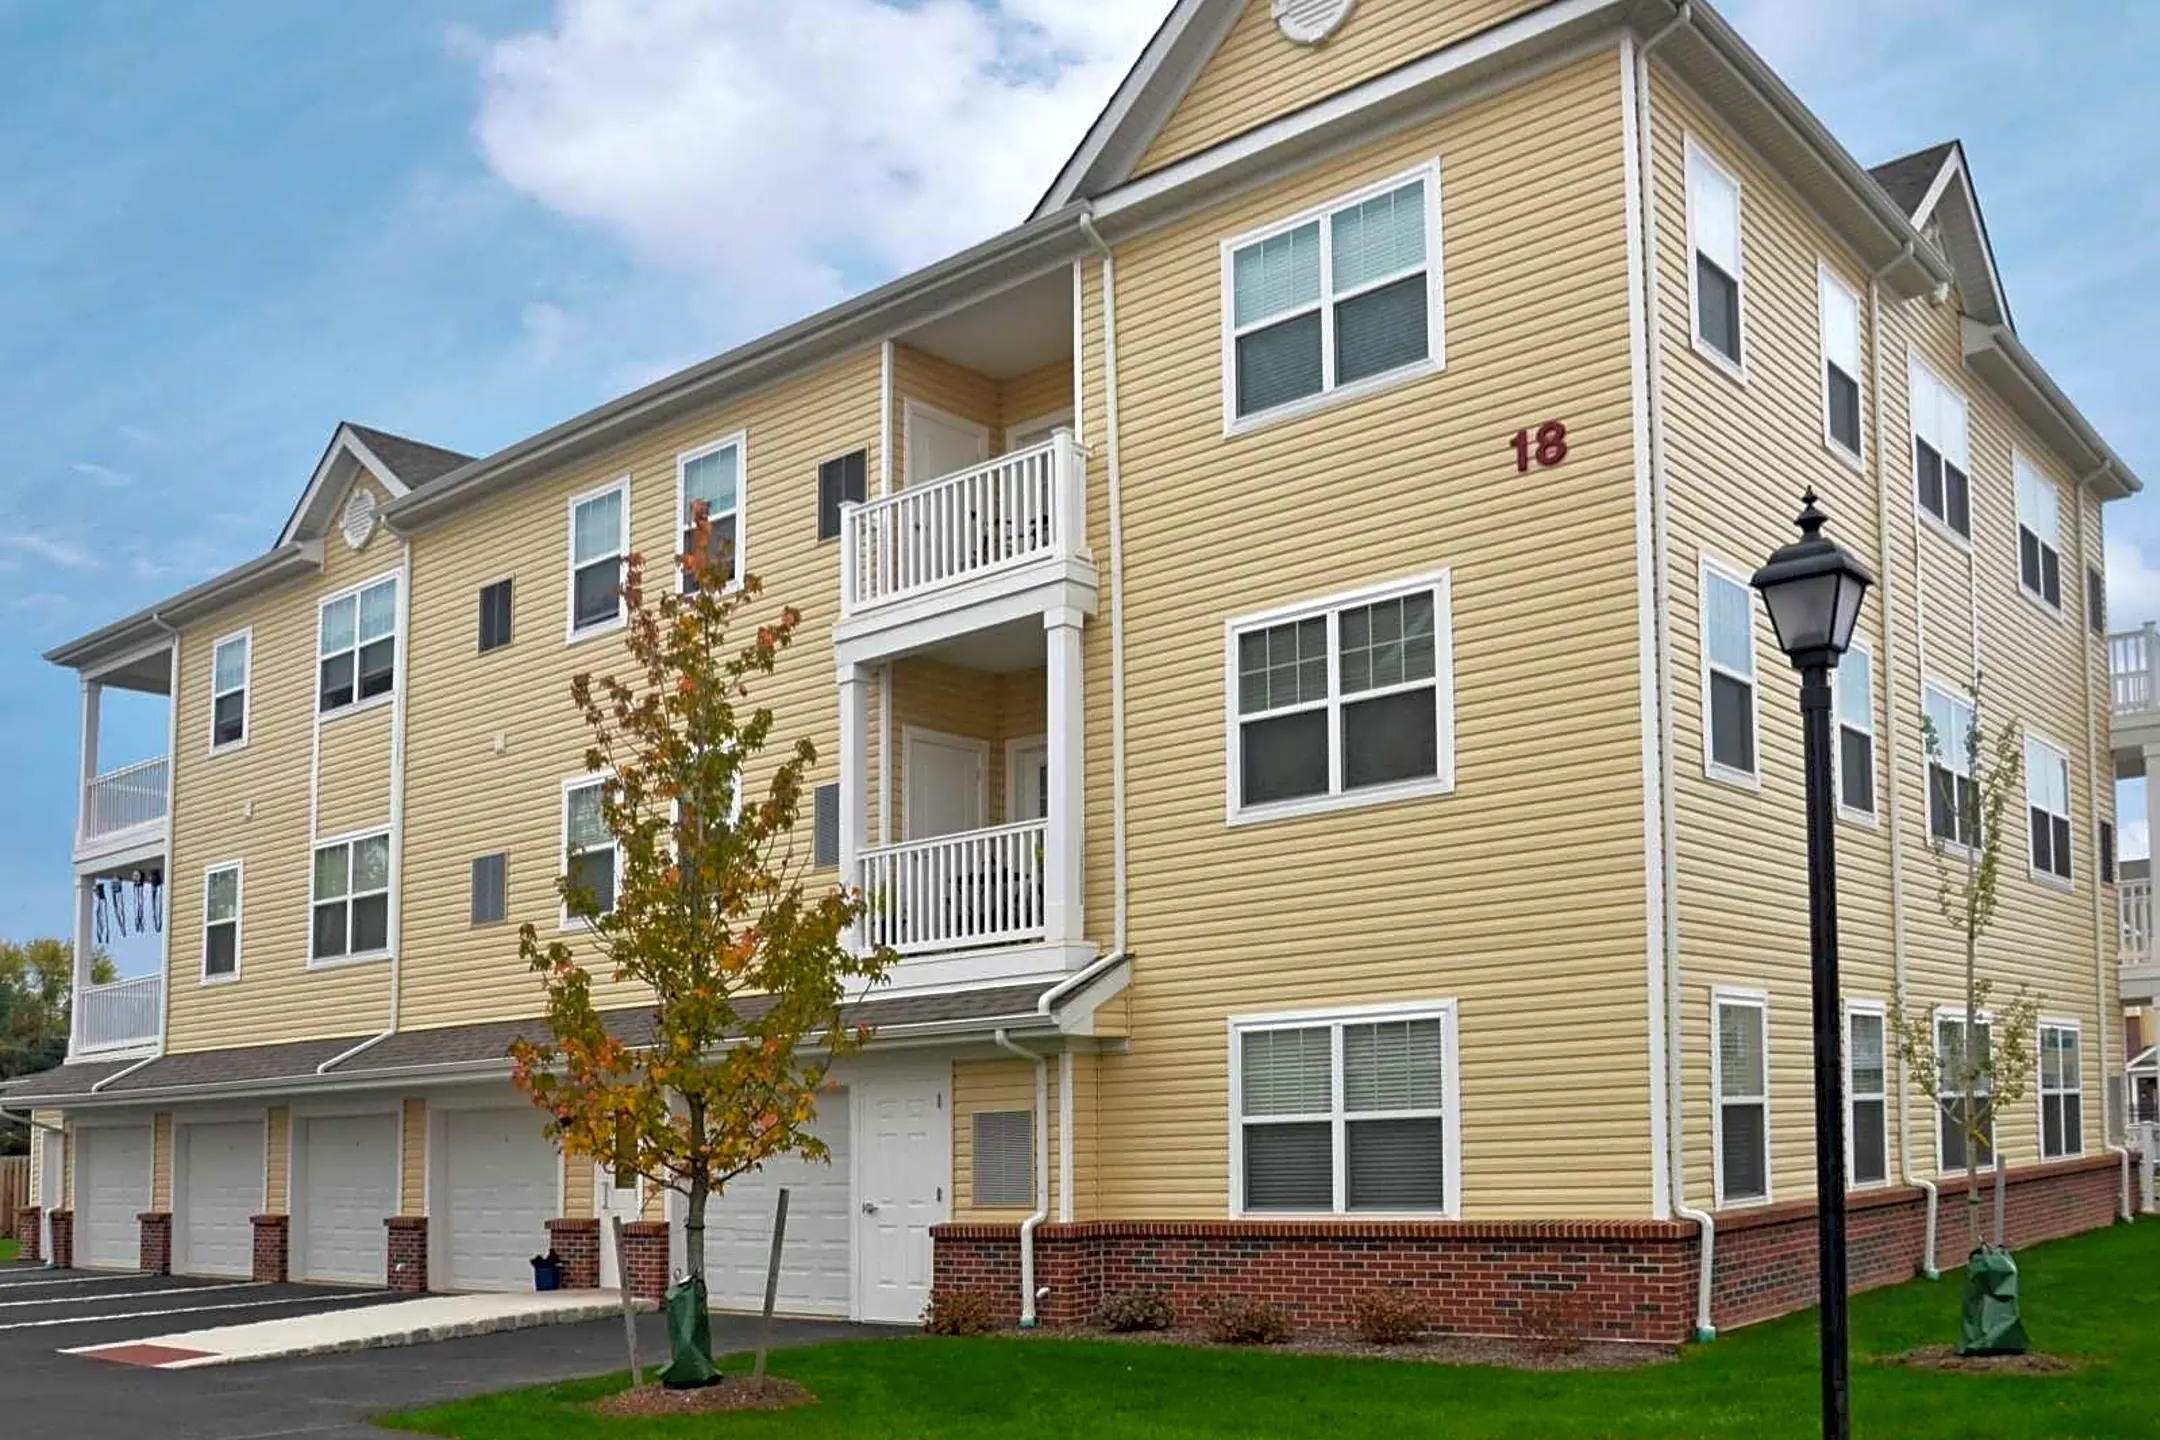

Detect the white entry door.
xmin=904 ymin=730 xmax=986 ymax=840
xmin=1007 ymin=737 xmax=1049 ymax=822
xmin=77 ymin=1125 xmax=150 ymax=1269
xmin=700 ymin=1093 xmax=852 ymax=1317
xmin=300 ymin=1114 xmax=397 ymax=1286
xmin=853 ymin=1067 xmax=948 ymax=1325
xmin=906 ymin=402 xmax=988 ymax=487
xmin=178 ymin=1120 xmax=264 ymax=1278
xmin=441 ymin=1109 xmax=559 ymax=1292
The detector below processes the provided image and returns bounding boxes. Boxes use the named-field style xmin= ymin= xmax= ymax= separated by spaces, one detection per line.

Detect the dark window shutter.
xmin=813 ymin=783 xmax=840 ymax=868
xmin=2101 ymin=820 xmax=2117 ymax=885
xmin=2088 ymin=565 xmax=2106 ymax=634
xmin=971 ymin=1110 xmax=1034 ymax=1207
xmin=817 ymin=449 xmax=869 ymax=541
xmin=470 ymin=852 xmax=507 ymax=925
xmin=478 ymin=579 xmax=514 ymax=653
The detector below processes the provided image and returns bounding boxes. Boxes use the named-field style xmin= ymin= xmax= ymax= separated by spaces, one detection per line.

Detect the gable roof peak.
xmin=1866 ymin=140 xmax=1959 ymax=218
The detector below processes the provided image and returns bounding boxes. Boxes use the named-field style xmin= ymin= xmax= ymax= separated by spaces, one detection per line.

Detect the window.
xmin=1819 ymin=265 xmax=1862 ymax=458
xmin=563 ymin=778 xmax=618 ymax=920
xmin=1936 ymin=1012 xmax=1993 ymax=1172
xmin=1910 ymin=361 xmax=1971 ymax=539
xmin=568 ymin=481 xmax=628 ymax=636
xmin=318 ymin=577 xmax=398 ymax=713
xmin=1228 ymin=573 xmax=1452 ymax=820
xmin=1923 ymin=683 xmax=1977 ymax=848
xmin=1835 ymin=640 xmax=1875 ymax=817
xmin=2039 ymin=1022 xmax=2083 ymax=1159
xmin=1233 ymin=1004 xmax=1456 ymax=1216
xmin=311 ymin=831 xmax=391 ymax=961
xmin=817 ymin=450 xmax=867 ymax=542
xmin=1701 ymin=559 xmax=1757 ymax=781
xmin=2087 ymin=564 xmax=2106 ymax=635
xmin=2025 ymin=733 xmax=2072 ymax=883
xmin=971 ymin=1110 xmax=1033 ymax=1207
xmin=210 ymin=631 xmax=250 ymax=749
xmin=477 ymin=579 xmax=514 ymax=653
xmin=812 ymin=783 xmax=840 ymax=869
xmin=1714 ymin=993 xmax=1769 ymax=1205
xmin=677 ymin=437 xmax=742 ymax=590
xmin=202 ymin=863 xmax=241 ymax=982
xmin=1687 ymin=140 xmax=1744 ymax=369
xmin=1847 ymin=1005 xmax=1887 ymax=1186
xmin=2015 ymin=456 xmax=2063 ymax=610
xmin=1224 ymin=165 xmax=1440 ymax=425
xmin=470 ymin=852 xmax=507 ymax=926
xmin=2101 ymin=819 xmax=2117 ymax=885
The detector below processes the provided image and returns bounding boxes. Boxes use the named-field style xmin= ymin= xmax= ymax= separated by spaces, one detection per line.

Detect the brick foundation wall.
xmin=932 ymin=1154 xmax=2128 ymax=1343
xmin=547 ymin=1218 xmax=601 ymax=1289
xmin=619 ymin=1220 xmax=671 ymax=1301
xmin=384 ymin=1216 xmax=428 ymax=1293
xmin=47 ymin=1210 xmax=72 ymax=1269
xmin=13 ymin=1206 xmax=39 ymax=1262
xmin=251 ymin=1215 xmax=289 ymax=1284
xmin=137 ymin=1212 xmax=172 ymax=1275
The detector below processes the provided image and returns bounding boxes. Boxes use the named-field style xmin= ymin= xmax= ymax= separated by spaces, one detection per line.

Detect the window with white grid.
xmin=1714 ymin=993 xmax=1769 ymax=1204
xmin=2025 ymin=733 xmax=2072 ymax=883
xmin=2015 ymin=455 xmax=2062 ymax=610
xmin=1847 ymin=1005 xmax=1887 ymax=1186
xmin=1923 ymin=683 xmax=1977 ymax=849
xmin=1937 ymin=1012 xmax=1994 ymax=1172
xmin=2039 ymin=1023 xmax=2083 ymax=1160
xmin=1701 ymin=559 xmax=1757 ymax=782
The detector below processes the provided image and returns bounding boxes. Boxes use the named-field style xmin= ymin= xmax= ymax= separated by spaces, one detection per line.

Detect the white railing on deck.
xmin=82 ymin=757 xmax=169 ymax=841
xmin=2111 ymin=625 xmax=2158 ymax=713
xmin=2123 ymin=878 xmax=2152 ymax=964
xmin=75 ymin=973 xmax=162 ymax=1054
xmin=859 ymin=819 xmax=1047 ymax=955
xmin=841 ymin=431 xmax=1084 ymax=613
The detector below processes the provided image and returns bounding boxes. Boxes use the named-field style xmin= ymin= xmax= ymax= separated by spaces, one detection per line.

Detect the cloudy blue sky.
xmin=2 ymin=0 xmax=2155 ymax=958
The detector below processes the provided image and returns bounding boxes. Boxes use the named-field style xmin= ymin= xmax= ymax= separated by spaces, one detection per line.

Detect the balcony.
xmin=76 ymin=755 xmax=169 ymax=865
xmin=74 ymin=972 xmax=162 ymax=1056
xmin=2124 ymin=876 xmax=2160 ymax=1008
xmin=2111 ymin=626 xmax=2157 ymax=714
xmin=860 ymin=820 xmax=1048 ymax=955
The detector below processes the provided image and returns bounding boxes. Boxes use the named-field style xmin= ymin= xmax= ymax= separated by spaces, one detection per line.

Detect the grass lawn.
xmin=0 ymin=1237 xmax=17 ymax=1264
xmin=383 ymin=1218 xmax=2160 ymax=1440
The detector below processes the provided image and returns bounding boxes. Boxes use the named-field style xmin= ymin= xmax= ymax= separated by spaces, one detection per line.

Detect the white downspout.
xmin=993 ymin=1029 xmax=1050 ymax=1326
xmin=1077 ymin=212 xmax=1129 ymax=952
xmin=1632 ymin=2 xmax=1715 ymax=1342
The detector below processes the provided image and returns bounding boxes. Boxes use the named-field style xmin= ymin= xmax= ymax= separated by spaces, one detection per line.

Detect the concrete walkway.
xmin=64 ymin=1289 xmax=649 ymax=1369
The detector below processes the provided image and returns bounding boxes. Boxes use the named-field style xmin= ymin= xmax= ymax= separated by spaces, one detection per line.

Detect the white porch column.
xmin=71 ymin=677 xmax=101 ymax=1057
xmin=2144 ymin=741 xmax=2160 ymax=959
xmin=839 ymin=664 xmax=870 ymax=942
xmin=76 ymin=677 xmax=101 ymax=844
xmin=69 ymin=876 xmax=94 ymax=1057
xmin=1044 ymin=607 xmax=1086 ymax=945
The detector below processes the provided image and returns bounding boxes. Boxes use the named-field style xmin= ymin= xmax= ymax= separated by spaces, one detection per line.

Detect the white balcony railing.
xmin=2123 ymin=878 xmax=2153 ymax=964
xmin=859 ymin=819 xmax=1047 ymax=955
xmin=82 ymin=756 xmax=168 ymax=842
xmin=841 ymin=431 xmax=1084 ymax=614
xmin=2111 ymin=625 xmax=2158 ymax=714
xmin=75 ymin=973 xmax=162 ymax=1054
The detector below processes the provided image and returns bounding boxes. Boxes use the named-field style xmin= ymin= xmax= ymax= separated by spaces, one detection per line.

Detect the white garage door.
xmin=701 ymin=1093 xmax=851 ymax=1317
xmin=179 ymin=1121 xmax=263 ymax=1278
xmin=442 ymin=1109 xmax=559 ymax=1292
xmin=77 ymin=1125 xmax=150 ymax=1270
xmin=301 ymin=1114 xmax=397 ymax=1285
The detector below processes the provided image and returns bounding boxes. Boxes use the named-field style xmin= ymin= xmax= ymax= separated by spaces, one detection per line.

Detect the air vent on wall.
xmin=341 ymin=486 xmax=379 ymax=551
xmin=1274 ymin=0 xmax=1357 ymax=45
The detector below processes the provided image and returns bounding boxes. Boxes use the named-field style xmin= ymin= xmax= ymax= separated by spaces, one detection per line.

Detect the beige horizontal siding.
xmin=152 ymin=1112 xmax=173 ymax=1211
xmin=315 ymin=703 xmax=392 ymax=839
xmin=998 ymin=359 xmax=1075 ymax=439
xmin=951 ymin=1056 xmax=1060 ymax=1221
xmin=265 ymin=1106 xmax=290 ymax=1213
xmin=400 ymin=1098 xmax=426 ymax=1215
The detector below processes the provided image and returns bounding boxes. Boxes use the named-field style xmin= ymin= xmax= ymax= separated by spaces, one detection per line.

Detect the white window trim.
xmin=1004 ymin=732 xmax=1049 ymax=824
xmin=565 ymin=476 xmax=632 ymax=643
xmin=1908 ymin=351 xmax=1972 ymax=549
xmin=1684 ymin=135 xmax=1747 ymax=383
xmin=1921 ymin=677 xmax=1977 ymax=860
xmin=2012 ymin=449 xmax=2066 ymax=621
xmin=2023 ymin=726 xmax=2074 ymax=891
xmin=560 ymin=772 xmax=622 ymax=931
xmin=2037 ymin=1017 xmax=2084 ymax=1160
xmin=1932 ymin=1005 xmax=1995 ymax=1176
xmin=208 ymin=627 xmax=252 ymax=755
xmin=1832 ymin=636 xmax=1877 ymax=827
xmin=201 ymin=860 xmax=243 ymax=987
xmin=674 ymin=431 xmax=747 ymax=595
xmin=1217 ymin=158 xmax=1447 ymax=437
xmin=1222 ymin=567 xmax=1456 ymax=826
xmin=1225 ymin=997 xmax=1461 ymax=1220
xmin=1816 ymin=260 xmax=1863 ymax=469
xmin=308 ymin=826 xmax=394 ymax=969
xmin=1843 ymin=997 xmax=1889 ymax=1189
xmin=316 ymin=570 xmax=401 ymax=722
xmin=1711 ymin=986 xmax=1771 ymax=1208
xmin=1003 ymin=408 xmax=1075 ymax=452
xmin=1698 ymin=553 xmax=1760 ymax=790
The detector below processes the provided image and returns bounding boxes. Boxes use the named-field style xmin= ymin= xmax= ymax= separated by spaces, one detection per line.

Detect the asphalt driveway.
xmin=0 ymin=1262 xmax=880 ymax=1439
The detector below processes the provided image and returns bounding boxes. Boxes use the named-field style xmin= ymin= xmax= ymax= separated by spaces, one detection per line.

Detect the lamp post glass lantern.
xmin=1751 ymin=492 xmax=1873 ymax=1440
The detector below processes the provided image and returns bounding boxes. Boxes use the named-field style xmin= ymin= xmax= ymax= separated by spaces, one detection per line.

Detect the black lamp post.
xmin=1751 ymin=493 xmax=1874 ymax=1440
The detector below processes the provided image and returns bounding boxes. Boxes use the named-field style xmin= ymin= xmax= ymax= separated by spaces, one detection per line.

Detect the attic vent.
xmin=1273 ymin=0 xmax=1357 ymax=45
xmin=341 ymin=486 xmax=379 ymax=551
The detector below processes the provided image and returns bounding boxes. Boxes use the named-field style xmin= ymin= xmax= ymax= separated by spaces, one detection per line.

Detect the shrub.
xmin=1350 ymin=1286 xmax=1428 ymax=1345
xmin=1200 ymin=1295 xmax=1292 ymax=1345
xmin=921 ymin=1289 xmax=1000 ymax=1336
xmin=1513 ymin=1286 xmax=1595 ymax=1355
xmin=1091 ymin=1289 xmax=1176 ymax=1332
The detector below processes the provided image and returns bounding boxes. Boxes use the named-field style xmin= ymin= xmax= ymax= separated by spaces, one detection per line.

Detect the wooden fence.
xmin=0 ymin=1155 xmax=27 ymax=1240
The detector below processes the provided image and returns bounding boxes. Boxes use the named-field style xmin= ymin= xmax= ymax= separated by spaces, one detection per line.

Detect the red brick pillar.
xmin=48 ymin=1210 xmax=73 ymax=1269
xmin=384 ymin=1216 xmax=428 ymax=1292
xmin=251 ymin=1215 xmax=289 ymax=1283
xmin=13 ymin=1206 xmax=39 ymax=1262
xmin=546 ymin=1218 xmax=601 ymax=1289
xmin=138 ymin=1213 xmax=173 ymax=1275
xmin=620 ymin=1220 xmax=671 ymax=1301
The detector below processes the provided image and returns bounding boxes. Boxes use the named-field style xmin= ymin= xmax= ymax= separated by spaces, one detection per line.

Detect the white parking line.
xmin=21 ymin=1289 xmax=393 ymax=1333
xmin=0 ymin=1273 xmax=155 ymax=1289
xmin=0 ymin=1280 xmax=266 ymax=1310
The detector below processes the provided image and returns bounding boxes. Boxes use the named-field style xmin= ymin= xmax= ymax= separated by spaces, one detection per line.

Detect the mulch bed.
xmin=1883 ymin=1345 xmax=2079 ymax=1376
xmin=588 ymin=1376 xmax=816 ymax=1417
xmin=1013 ymin=1325 xmax=1676 ymax=1372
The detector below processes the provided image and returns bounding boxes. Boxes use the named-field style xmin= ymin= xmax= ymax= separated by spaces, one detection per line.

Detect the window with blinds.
xmin=470 ymin=852 xmax=508 ymax=926
xmin=1235 ymin=1007 xmax=1454 ymax=1216
xmin=477 ymin=578 xmax=513 ymax=654
xmin=1910 ymin=361 xmax=1972 ymax=538
xmin=1846 ymin=1006 xmax=1887 ymax=1186
xmin=1714 ymin=995 xmax=1768 ymax=1204
xmin=812 ymin=783 xmax=839 ymax=869
xmin=1223 ymin=165 xmax=1439 ymax=425
xmin=1936 ymin=1013 xmax=1994 ymax=1171
xmin=2015 ymin=456 xmax=2063 ymax=610
xmin=1687 ymin=141 xmax=1744 ymax=368
xmin=569 ymin=482 xmax=627 ymax=635
xmin=678 ymin=437 xmax=742 ymax=590
xmin=2025 ymin=733 xmax=2072 ymax=882
xmin=211 ymin=630 xmax=250 ymax=749
xmin=1819 ymin=265 xmax=1861 ymax=457
xmin=2039 ymin=1023 xmax=2083 ymax=1160
xmin=1701 ymin=559 xmax=1757 ymax=781
xmin=1834 ymin=641 xmax=1875 ymax=817
xmin=564 ymin=779 xmax=617 ymax=919
xmin=1923 ymin=682 xmax=1978 ymax=848
xmin=971 ymin=1110 xmax=1034 ymax=1207
xmin=817 ymin=449 xmax=867 ymax=542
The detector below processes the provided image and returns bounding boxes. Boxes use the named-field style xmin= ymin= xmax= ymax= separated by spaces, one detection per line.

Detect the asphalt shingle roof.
xmin=1868 ymin=141 xmax=1957 ymax=218
xmin=345 ymin=423 xmax=474 ymax=489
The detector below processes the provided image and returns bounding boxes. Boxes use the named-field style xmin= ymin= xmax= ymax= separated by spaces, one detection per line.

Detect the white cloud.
xmin=69 ymin=460 xmax=130 ymax=488
xmin=2122 ymin=816 xmax=2149 ymax=863
xmin=466 ymin=0 xmax=1166 ymax=318
xmin=0 ymin=533 xmax=98 ymax=570
xmin=2108 ymin=535 xmax=2160 ymax=630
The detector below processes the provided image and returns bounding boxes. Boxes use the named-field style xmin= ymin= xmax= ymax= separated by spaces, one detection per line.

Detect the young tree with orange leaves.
xmin=509 ymin=507 xmax=894 ymax=1381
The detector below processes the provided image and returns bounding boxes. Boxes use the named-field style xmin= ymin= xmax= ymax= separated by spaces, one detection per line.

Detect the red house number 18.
xmin=1510 ymin=421 xmax=1568 ymax=473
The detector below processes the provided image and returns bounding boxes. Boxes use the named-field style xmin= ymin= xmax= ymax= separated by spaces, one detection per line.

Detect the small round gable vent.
xmin=341 ymin=486 xmax=379 ymax=551
xmin=1274 ymin=0 xmax=1357 ymax=45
